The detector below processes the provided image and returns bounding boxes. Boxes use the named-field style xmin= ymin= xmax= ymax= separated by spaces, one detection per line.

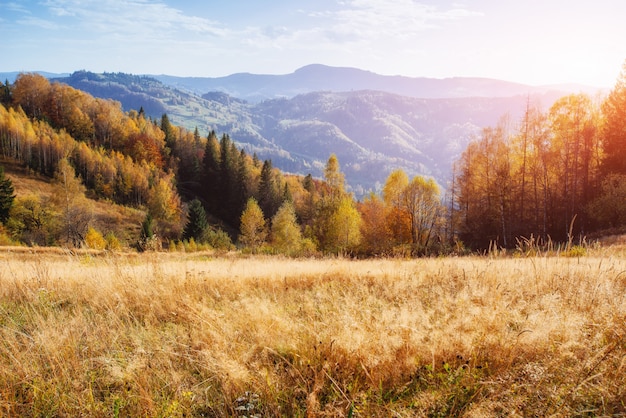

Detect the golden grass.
xmin=0 ymin=249 xmax=624 ymax=417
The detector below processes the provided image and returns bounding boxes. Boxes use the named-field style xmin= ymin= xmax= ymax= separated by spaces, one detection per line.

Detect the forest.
xmin=1 ymin=63 xmax=626 ymax=255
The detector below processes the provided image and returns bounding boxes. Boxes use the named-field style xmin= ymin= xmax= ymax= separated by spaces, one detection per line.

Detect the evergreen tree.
xmin=0 ymin=166 xmax=16 ymax=224
xmin=235 ymin=148 xmax=252 ymax=214
xmin=219 ymin=134 xmax=239 ymax=224
xmin=0 ymin=79 xmax=11 ymax=105
xmin=141 ymin=213 xmax=155 ymax=240
xmin=258 ymin=159 xmax=282 ymax=219
xmin=183 ymin=198 xmax=209 ymax=242
xmin=201 ymin=131 xmax=221 ymax=212
xmin=160 ymin=113 xmax=176 ymax=150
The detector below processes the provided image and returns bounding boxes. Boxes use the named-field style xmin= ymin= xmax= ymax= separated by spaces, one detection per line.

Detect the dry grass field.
xmin=0 ymin=247 xmax=625 ymax=417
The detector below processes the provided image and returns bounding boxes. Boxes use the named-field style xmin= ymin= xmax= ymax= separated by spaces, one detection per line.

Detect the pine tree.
xmin=0 ymin=166 xmax=16 ymax=224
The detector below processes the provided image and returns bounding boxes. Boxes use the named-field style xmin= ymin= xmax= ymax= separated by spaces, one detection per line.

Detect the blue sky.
xmin=1 ymin=0 xmax=625 ymax=87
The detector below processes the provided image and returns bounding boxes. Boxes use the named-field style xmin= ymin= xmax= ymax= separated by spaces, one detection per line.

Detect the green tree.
xmin=271 ymin=200 xmax=302 ymax=254
xmin=183 ymin=198 xmax=209 ymax=242
xmin=586 ymin=174 xmax=626 ymax=228
xmin=202 ymin=131 xmax=221 ymax=212
xmin=0 ymin=166 xmax=15 ymax=224
xmin=258 ymin=159 xmax=282 ymax=219
xmin=239 ymin=197 xmax=267 ymax=252
xmin=160 ymin=113 xmax=176 ymax=150
xmin=7 ymin=195 xmax=56 ymax=246
xmin=0 ymin=79 xmax=10 ymax=105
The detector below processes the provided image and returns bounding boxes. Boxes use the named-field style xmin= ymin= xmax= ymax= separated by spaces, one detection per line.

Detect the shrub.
xmin=84 ymin=227 xmax=106 ymax=250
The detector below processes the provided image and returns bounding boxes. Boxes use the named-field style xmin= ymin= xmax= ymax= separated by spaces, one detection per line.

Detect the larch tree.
xmin=239 ymin=197 xmax=267 ymax=252
xmin=314 ymin=154 xmax=350 ymax=252
xmin=601 ymin=60 xmax=626 ymax=176
xmin=358 ymin=193 xmax=391 ymax=255
xmin=326 ymin=195 xmax=362 ymax=254
xmin=382 ymin=169 xmax=411 ymax=245
xmin=270 ymin=200 xmax=303 ymax=254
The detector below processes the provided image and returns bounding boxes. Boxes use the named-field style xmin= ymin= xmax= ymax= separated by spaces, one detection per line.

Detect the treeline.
xmin=3 ymin=62 xmax=626 ymax=254
xmin=452 ymin=63 xmax=626 ymax=249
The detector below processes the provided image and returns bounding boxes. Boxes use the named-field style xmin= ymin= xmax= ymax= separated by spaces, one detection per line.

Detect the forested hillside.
xmin=1 ymin=63 xmax=626 ymax=254
xmin=452 ymin=63 xmax=626 ymax=248
xmin=54 ymin=70 xmax=570 ymax=195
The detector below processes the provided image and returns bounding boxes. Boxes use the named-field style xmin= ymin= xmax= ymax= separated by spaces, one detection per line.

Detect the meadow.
xmin=0 ymin=247 xmax=624 ymax=417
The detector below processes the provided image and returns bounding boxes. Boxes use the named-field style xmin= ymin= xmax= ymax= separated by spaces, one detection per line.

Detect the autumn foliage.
xmin=2 ymin=62 xmax=626 ymax=252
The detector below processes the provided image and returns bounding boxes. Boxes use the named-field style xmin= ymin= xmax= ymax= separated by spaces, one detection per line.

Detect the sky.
xmin=1 ymin=0 xmax=625 ymax=87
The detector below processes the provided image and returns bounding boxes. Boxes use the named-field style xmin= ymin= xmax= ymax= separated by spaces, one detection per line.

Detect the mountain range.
xmin=1 ymin=65 xmax=603 ymax=196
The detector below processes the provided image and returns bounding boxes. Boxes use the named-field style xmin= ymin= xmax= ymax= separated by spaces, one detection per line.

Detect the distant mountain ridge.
xmin=151 ymin=64 xmax=602 ymax=102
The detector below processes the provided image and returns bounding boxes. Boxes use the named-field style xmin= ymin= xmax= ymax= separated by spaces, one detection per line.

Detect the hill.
xmin=52 ymin=70 xmax=573 ymax=195
xmin=1 ymin=157 xmax=144 ymax=246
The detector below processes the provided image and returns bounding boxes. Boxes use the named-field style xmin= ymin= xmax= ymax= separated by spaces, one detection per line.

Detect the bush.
xmin=84 ymin=227 xmax=106 ymax=250
xmin=203 ymin=228 xmax=234 ymax=251
xmin=105 ymin=232 xmax=122 ymax=251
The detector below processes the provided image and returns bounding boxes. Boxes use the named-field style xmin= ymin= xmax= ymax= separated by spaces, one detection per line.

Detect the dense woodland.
xmin=1 ymin=63 xmax=626 ymax=254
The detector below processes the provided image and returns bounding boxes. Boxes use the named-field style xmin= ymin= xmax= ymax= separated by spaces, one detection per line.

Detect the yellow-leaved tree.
xmin=270 ymin=200 xmax=303 ymax=255
xmin=239 ymin=197 xmax=267 ymax=252
xmin=326 ymin=196 xmax=362 ymax=255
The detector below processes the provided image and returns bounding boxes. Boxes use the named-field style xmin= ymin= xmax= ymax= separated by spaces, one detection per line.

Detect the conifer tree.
xmin=183 ymin=198 xmax=209 ymax=242
xmin=258 ymin=159 xmax=282 ymax=219
xmin=0 ymin=166 xmax=15 ymax=224
xmin=160 ymin=113 xmax=176 ymax=150
xmin=201 ymin=131 xmax=221 ymax=212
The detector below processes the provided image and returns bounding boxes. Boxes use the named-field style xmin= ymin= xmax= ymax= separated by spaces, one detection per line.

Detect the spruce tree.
xmin=183 ymin=199 xmax=209 ymax=242
xmin=258 ymin=159 xmax=281 ymax=219
xmin=0 ymin=166 xmax=15 ymax=224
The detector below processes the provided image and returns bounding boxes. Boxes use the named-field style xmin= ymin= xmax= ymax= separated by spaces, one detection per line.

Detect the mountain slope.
xmin=53 ymin=70 xmax=569 ymax=196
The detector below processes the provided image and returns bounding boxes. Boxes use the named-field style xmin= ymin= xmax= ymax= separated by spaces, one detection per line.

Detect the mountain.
xmin=151 ymin=64 xmax=600 ymax=103
xmin=48 ymin=69 xmax=588 ymax=196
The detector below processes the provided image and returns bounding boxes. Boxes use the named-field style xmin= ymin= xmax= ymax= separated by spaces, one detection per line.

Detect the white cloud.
xmin=4 ymin=2 xmax=31 ymax=14
xmin=40 ymin=0 xmax=227 ymax=38
xmin=328 ymin=0 xmax=483 ymax=40
xmin=17 ymin=16 xmax=63 ymax=30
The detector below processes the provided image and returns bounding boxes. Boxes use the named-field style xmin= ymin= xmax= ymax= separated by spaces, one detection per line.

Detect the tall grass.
xmin=0 ymin=249 xmax=624 ymax=416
